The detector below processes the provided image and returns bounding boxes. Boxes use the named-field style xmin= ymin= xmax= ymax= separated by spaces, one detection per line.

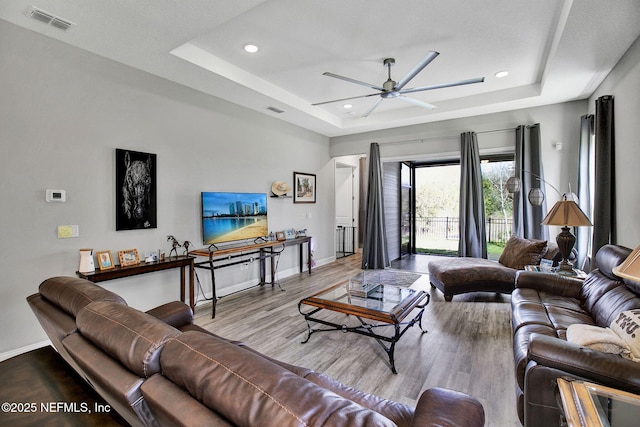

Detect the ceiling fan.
xmin=313 ymin=51 xmax=484 ymax=117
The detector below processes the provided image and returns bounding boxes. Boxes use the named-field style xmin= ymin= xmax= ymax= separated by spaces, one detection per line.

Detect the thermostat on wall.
xmin=46 ymin=189 xmax=66 ymax=202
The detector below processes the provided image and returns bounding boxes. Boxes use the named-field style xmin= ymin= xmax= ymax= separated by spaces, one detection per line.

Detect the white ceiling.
xmin=2 ymin=0 xmax=640 ymax=137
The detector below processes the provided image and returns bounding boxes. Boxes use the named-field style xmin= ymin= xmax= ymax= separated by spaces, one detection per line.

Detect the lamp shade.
xmin=541 ymin=199 xmax=592 ymax=227
xmin=528 ymin=188 xmax=545 ymax=206
xmin=506 ymin=176 xmax=521 ymax=193
xmin=613 ymin=245 xmax=640 ymax=282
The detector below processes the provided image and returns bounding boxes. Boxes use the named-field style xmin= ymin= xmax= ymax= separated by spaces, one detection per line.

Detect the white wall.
xmin=331 ymin=34 xmax=640 ymax=254
xmin=0 ymin=21 xmax=334 ymax=356
xmin=588 ymin=35 xmax=640 ymax=248
xmin=330 ymin=30 xmax=640 ymax=253
xmin=330 ymin=101 xmax=588 ymax=206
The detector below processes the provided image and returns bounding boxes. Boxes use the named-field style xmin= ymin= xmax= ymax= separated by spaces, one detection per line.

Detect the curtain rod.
xmin=476 ymin=127 xmax=518 ymax=135
xmin=378 ymin=126 xmax=519 ymax=146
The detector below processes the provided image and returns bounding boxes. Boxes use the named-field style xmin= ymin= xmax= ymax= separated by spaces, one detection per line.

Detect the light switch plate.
xmin=57 ymin=225 xmax=79 ymax=238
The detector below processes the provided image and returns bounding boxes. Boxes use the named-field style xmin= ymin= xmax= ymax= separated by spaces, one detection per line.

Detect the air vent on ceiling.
xmin=29 ymin=6 xmax=74 ymax=31
xmin=266 ymin=106 xmax=285 ymax=114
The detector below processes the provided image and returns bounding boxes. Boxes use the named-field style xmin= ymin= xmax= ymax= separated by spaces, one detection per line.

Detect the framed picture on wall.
xmin=115 ymin=149 xmax=157 ymax=230
xmin=293 ymin=171 xmax=316 ymax=204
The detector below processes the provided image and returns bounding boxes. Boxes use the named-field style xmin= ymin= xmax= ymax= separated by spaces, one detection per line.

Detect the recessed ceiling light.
xmin=495 ymin=70 xmax=509 ymax=78
xmin=343 ymin=104 xmax=352 ymax=109
xmin=243 ymin=43 xmax=259 ymax=53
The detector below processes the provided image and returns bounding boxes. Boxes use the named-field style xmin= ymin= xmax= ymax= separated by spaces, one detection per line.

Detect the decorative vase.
xmin=79 ymin=248 xmax=95 ymax=273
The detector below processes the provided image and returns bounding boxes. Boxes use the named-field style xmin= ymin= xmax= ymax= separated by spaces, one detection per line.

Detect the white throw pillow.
xmin=610 ymin=309 xmax=640 ymax=362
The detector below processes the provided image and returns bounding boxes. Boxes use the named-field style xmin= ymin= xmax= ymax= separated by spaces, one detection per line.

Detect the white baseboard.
xmin=4 ymin=256 xmax=339 ymax=360
xmin=0 ymin=339 xmax=51 ymax=362
xmin=195 ymin=254 xmax=336 ymax=303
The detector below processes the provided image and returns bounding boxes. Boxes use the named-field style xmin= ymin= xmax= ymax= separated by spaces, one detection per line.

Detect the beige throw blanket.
xmin=566 ymin=324 xmax=633 ymax=360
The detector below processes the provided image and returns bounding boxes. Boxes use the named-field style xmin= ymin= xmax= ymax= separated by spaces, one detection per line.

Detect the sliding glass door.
xmin=480 ymin=158 xmax=515 ymax=259
xmin=408 ymin=155 xmax=514 ymax=259
xmin=414 ymin=162 xmax=460 ymax=256
xmin=400 ymin=162 xmax=413 ymax=256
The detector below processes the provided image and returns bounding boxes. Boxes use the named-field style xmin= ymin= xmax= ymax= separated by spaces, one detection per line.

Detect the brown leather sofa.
xmin=511 ymin=244 xmax=640 ymax=426
xmin=28 ymin=276 xmax=485 ymax=427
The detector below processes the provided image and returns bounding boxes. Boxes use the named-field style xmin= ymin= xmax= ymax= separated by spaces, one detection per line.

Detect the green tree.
xmin=415 ymin=165 xmax=459 ymax=219
xmin=481 ymin=161 xmax=513 ymax=220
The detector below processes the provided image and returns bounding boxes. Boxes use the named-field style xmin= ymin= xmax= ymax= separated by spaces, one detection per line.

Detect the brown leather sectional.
xmin=511 ymin=244 xmax=640 ymax=426
xmin=27 ymin=276 xmax=485 ymax=427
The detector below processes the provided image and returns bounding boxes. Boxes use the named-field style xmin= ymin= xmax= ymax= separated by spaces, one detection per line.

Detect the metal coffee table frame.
xmin=298 ymin=279 xmax=430 ymax=374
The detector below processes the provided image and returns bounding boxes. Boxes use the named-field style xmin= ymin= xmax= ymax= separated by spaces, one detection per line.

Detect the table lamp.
xmin=613 ymin=245 xmax=640 ymax=282
xmin=541 ymin=195 xmax=592 ymax=274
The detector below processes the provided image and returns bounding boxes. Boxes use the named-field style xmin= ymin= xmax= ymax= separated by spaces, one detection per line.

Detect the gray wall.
xmin=330 ymin=32 xmax=640 ymax=255
xmin=332 ymin=101 xmax=590 ymax=245
xmin=330 ymin=101 xmax=588 ymax=201
xmin=588 ymin=35 xmax=640 ymax=248
xmin=332 ymin=30 xmax=640 ymax=252
xmin=0 ymin=21 xmax=335 ymax=357
xmin=3 ymin=18 xmax=639 ymax=357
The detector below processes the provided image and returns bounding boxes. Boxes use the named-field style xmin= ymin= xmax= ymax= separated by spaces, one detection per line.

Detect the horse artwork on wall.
xmin=116 ymin=148 xmax=157 ymax=230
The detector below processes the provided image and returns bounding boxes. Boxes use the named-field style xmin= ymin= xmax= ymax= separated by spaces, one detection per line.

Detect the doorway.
xmin=335 ymin=162 xmax=357 ymax=258
xmin=408 ymin=155 xmax=514 ymax=259
xmin=414 ymin=163 xmax=460 ymax=256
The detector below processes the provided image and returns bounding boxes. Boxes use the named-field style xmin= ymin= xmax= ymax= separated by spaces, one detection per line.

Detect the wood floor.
xmin=194 ymin=253 xmax=521 ymax=426
xmin=0 ymin=346 xmax=128 ymax=426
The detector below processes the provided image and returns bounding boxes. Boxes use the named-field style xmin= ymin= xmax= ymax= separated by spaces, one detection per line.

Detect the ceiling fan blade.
xmin=322 ymin=72 xmax=384 ymax=91
xmin=399 ymin=77 xmax=485 ymax=94
xmin=312 ymin=92 xmax=380 ymax=106
xmin=396 ymin=95 xmax=436 ymax=110
xmin=362 ymin=98 xmax=384 ymax=117
xmin=394 ymin=51 xmax=439 ymax=91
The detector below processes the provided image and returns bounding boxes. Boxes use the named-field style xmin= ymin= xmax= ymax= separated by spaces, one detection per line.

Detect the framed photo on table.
xmin=293 ymin=172 xmax=316 ymax=204
xmin=118 ymin=249 xmax=140 ymax=266
xmin=96 ymin=250 xmax=114 ymax=270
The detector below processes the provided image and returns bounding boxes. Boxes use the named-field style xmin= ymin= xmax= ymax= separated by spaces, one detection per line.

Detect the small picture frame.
xmin=293 ymin=171 xmax=316 ymax=204
xmin=96 ymin=250 xmax=114 ymax=271
xmin=118 ymin=249 xmax=140 ymax=267
xmin=285 ymin=228 xmax=296 ymax=240
xmin=275 ymin=231 xmax=286 ymax=241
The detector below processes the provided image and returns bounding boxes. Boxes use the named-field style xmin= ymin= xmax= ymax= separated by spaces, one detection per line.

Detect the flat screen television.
xmin=201 ymin=192 xmax=268 ymax=245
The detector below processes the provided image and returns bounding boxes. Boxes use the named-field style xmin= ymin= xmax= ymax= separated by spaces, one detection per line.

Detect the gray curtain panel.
xmin=577 ymin=114 xmax=595 ymax=270
xmin=358 ymin=156 xmax=367 ymax=248
xmin=361 ymin=143 xmax=390 ymax=269
xmin=458 ymin=132 xmax=487 ymax=258
xmin=513 ymin=124 xmax=548 ymax=241
xmin=592 ymin=95 xmax=616 ymax=263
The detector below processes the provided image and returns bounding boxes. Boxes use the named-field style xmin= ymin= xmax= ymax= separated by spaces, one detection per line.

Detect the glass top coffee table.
xmin=558 ymin=378 xmax=640 ymax=426
xmin=298 ymin=271 xmax=430 ymax=374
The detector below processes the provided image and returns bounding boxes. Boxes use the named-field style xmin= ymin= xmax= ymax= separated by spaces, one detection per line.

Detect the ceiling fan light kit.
xmin=314 ymin=51 xmax=485 ymax=117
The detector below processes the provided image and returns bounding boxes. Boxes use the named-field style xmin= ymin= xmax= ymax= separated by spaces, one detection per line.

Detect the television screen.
xmin=201 ymin=192 xmax=268 ymax=245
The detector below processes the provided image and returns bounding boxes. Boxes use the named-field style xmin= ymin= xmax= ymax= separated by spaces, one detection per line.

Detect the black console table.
xmin=76 ymin=255 xmax=195 ymax=311
xmin=189 ymin=236 xmax=312 ymax=318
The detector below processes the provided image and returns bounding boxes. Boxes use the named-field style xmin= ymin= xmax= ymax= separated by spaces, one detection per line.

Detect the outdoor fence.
xmin=415 ymin=216 xmax=513 ymax=244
